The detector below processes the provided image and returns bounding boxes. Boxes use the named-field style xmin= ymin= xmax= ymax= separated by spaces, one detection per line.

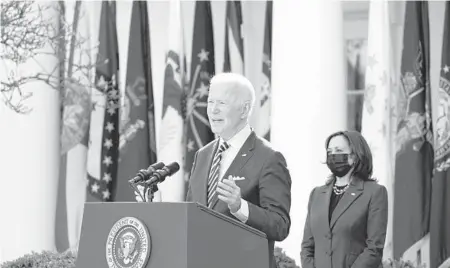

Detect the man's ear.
xmin=241 ymin=101 xmax=250 ymax=118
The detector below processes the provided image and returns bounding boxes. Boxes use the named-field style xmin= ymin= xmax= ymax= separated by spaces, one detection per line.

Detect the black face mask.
xmin=327 ymin=153 xmax=352 ymax=177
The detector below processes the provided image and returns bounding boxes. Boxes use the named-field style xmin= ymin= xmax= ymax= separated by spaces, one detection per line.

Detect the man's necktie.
xmin=207 ymin=142 xmax=230 ymax=207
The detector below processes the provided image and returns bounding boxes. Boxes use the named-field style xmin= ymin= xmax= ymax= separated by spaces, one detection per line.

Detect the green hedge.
xmin=0 ymin=247 xmax=300 ymax=268
xmin=0 ymin=248 xmax=423 ymax=268
xmin=0 ymin=250 xmax=77 ymax=268
xmin=274 ymin=247 xmax=300 ymax=268
xmin=382 ymin=259 xmax=426 ymax=268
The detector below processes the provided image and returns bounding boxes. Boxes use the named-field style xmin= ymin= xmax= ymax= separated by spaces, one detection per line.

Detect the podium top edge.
xmin=194 ymin=203 xmax=267 ymax=239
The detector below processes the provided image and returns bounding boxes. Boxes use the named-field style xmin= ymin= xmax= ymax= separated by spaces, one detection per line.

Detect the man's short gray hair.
xmin=209 ymin=72 xmax=256 ymax=116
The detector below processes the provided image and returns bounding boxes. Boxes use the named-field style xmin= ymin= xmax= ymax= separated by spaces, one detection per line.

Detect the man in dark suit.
xmin=186 ymin=73 xmax=292 ymax=268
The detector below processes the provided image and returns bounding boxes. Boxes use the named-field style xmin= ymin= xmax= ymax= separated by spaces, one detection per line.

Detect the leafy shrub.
xmin=0 ymin=247 xmax=299 ymax=268
xmin=274 ymin=247 xmax=300 ymax=268
xmin=0 ymin=250 xmax=76 ymax=268
xmin=382 ymin=258 xmax=425 ymax=268
xmin=2 ymin=247 xmax=426 ymax=268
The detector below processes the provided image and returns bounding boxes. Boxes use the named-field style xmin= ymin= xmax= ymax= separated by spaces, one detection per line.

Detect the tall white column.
xmin=271 ymin=0 xmax=347 ymax=264
xmin=0 ymin=2 xmax=61 ymax=262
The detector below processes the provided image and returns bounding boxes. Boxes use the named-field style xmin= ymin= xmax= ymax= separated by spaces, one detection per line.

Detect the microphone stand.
xmin=143 ymin=183 xmax=159 ymax=202
xmin=129 ymin=180 xmax=159 ymax=203
xmin=129 ymin=168 xmax=155 ymax=202
xmin=128 ymin=182 xmax=145 ymax=201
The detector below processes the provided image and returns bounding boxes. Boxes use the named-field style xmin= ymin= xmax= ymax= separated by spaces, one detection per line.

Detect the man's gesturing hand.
xmin=216 ymin=175 xmax=242 ymax=213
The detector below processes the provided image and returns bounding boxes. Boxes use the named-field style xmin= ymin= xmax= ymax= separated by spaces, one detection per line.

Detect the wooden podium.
xmin=75 ymin=202 xmax=269 ymax=268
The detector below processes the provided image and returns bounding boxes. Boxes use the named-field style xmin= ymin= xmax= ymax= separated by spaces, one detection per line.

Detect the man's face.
xmin=207 ymin=83 xmax=244 ymax=139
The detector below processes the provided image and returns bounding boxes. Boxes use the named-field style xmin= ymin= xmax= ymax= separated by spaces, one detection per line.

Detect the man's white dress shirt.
xmin=217 ymin=124 xmax=252 ymax=223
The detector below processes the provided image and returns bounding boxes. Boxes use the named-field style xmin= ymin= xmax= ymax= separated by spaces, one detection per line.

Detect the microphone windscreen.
xmin=166 ymin=162 xmax=180 ymax=174
xmin=150 ymin=162 xmax=165 ymax=170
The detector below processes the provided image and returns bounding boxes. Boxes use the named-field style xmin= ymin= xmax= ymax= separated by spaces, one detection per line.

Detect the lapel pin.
xmin=242 ymin=153 xmax=247 ymax=156
xmin=351 ymin=193 xmax=355 ymax=196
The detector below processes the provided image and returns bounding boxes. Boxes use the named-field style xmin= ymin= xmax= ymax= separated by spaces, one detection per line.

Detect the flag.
xmin=55 ymin=0 xmax=91 ymax=251
xmin=361 ymin=0 xmax=394 ymax=260
xmin=392 ymin=1 xmax=433 ymax=259
xmin=257 ymin=0 xmax=272 ymax=140
xmin=223 ymin=0 xmax=244 ymax=74
xmin=86 ymin=1 xmax=120 ymax=202
xmin=354 ymin=52 xmax=365 ymax=91
xmin=184 ymin=0 xmax=215 ymax=182
xmin=430 ymin=2 xmax=450 ymax=267
xmin=353 ymin=53 xmax=364 ymax=133
xmin=115 ymin=1 xmax=156 ymax=201
xmin=158 ymin=0 xmax=187 ymax=202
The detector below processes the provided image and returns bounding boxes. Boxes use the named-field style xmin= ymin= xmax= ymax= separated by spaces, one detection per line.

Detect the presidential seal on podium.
xmin=106 ymin=217 xmax=151 ymax=268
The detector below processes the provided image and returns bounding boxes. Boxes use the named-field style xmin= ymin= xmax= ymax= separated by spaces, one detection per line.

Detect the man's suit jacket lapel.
xmin=209 ymin=132 xmax=256 ymax=211
xmin=330 ymin=178 xmax=364 ymax=229
xmin=199 ymin=140 xmax=220 ymax=205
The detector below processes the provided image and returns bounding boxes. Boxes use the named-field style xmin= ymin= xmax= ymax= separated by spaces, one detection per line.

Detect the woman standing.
xmin=300 ymin=130 xmax=388 ymax=268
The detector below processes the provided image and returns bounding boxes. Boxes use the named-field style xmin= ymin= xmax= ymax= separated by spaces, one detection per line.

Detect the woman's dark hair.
xmin=324 ymin=130 xmax=376 ymax=183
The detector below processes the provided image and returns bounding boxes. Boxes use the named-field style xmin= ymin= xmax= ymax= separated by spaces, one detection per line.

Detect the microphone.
xmin=144 ymin=162 xmax=180 ymax=186
xmin=129 ymin=162 xmax=165 ymax=184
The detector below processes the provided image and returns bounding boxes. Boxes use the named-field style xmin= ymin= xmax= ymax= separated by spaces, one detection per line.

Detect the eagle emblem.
xmin=118 ymin=232 xmax=139 ymax=264
xmin=106 ymin=217 xmax=151 ymax=268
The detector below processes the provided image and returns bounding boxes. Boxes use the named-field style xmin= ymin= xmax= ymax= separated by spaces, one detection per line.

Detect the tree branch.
xmin=1 ymin=0 xmax=104 ymax=114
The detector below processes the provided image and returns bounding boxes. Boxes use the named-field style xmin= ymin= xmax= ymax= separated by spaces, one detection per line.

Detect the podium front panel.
xmin=76 ymin=202 xmax=270 ymax=268
xmin=76 ymin=202 xmax=188 ymax=268
xmin=187 ymin=204 xmax=270 ymax=268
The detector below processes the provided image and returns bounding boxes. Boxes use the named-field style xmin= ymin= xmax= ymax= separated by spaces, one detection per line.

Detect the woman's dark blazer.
xmin=300 ymin=177 xmax=388 ymax=268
